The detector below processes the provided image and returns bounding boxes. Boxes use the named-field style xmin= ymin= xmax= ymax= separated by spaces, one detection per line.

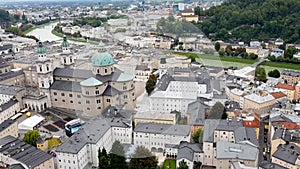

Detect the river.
xmin=27 ymin=22 xmax=61 ymax=42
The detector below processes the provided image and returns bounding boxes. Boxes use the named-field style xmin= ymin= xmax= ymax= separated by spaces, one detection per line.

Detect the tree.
xmin=218 ymin=50 xmax=226 ymax=56
xmin=255 ymin=67 xmax=267 ymax=82
xmin=179 ymin=45 xmax=184 ymax=50
xmin=221 ymin=111 xmax=228 ymax=119
xmin=145 ymin=74 xmax=157 ymax=95
xmin=23 ymin=130 xmax=40 ymax=147
xmin=268 ymin=69 xmax=280 ymax=78
xmin=225 ymin=45 xmax=232 ymax=55
xmin=129 ymin=146 xmax=158 ymax=169
xmin=207 ymin=102 xmax=225 ymax=119
xmin=214 ymin=42 xmax=221 ymax=51
xmin=109 ymin=141 xmax=127 ymax=169
xmin=192 ymin=128 xmax=202 ymax=143
xmin=178 ymin=160 xmax=189 ymax=169
xmin=194 ymin=6 xmax=201 ymax=16
xmin=99 ymin=148 xmax=109 ymax=169
xmin=285 ymin=46 xmax=298 ymax=59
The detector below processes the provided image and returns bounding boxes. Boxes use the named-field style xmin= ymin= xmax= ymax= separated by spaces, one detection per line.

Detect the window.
xmin=106 ymin=99 xmax=110 ymax=103
xmin=69 ymin=94 xmax=73 ymax=97
xmin=123 ymin=86 xmax=127 ymax=90
xmin=54 ymin=92 xmax=57 ymax=95
xmin=124 ymin=95 xmax=127 ymax=99
xmin=70 ymin=100 xmax=73 ymax=103
xmin=96 ymin=99 xmax=101 ymax=104
xmin=87 ymin=108 xmax=90 ymax=110
xmin=86 ymin=91 xmax=89 ymax=95
xmin=61 ymin=93 xmax=65 ymax=96
xmin=86 ymin=100 xmax=90 ymax=104
xmin=105 ymin=69 xmax=107 ymax=73
xmin=98 ymin=107 xmax=101 ymax=109
xmin=78 ymin=102 xmax=81 ymax=104
xmin=54 ymin=99 xmax=58 ymax=101
xmin=62 ymin=100 xmax=65 ymax=102
xmin=77 ymin=95 xmax=81 ymax=98
xmin=95 ymin=90 xmax=100 ymax=95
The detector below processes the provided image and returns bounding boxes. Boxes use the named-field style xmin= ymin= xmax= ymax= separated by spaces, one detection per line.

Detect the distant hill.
xmin=195 ymin=0 xmax=300 ymax=43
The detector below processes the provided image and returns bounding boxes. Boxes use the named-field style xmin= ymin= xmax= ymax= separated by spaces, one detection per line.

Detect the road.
xmin=258 ymin=114 xmax=271 ymax=164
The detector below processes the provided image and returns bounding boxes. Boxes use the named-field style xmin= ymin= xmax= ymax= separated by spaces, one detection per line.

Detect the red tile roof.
xmin=277 ymin=83 xmax=295 ymax=90
xmin=270 ymin=92 xmax=287 ymax=99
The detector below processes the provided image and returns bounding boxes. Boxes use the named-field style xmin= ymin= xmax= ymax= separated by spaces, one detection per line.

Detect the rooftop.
xmin=0 ymin=84 xmax=24 ymax=95
xmin=134 ymin=122 xmax=190 ymax=136
xmin=0 ymin=136 xmax=52 ymax=168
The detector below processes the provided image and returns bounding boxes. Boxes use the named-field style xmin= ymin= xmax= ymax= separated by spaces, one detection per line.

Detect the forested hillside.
xmin=195 ymin=0 xmax=300 ymax=43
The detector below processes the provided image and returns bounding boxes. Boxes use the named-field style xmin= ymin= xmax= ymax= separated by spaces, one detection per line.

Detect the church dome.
xmin=37 ymin=42 xmax=46 ymax=54
xmin=91 ymin=52 xmax=114 ymax=67
xmin=61 ymin=37 xmax=70 ymax=48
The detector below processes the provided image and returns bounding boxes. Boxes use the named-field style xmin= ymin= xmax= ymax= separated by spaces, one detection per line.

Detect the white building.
xmin=133 ymin=122 xmax=191 ymax=153
xmin=0 ymin=99 xmax=20 ymax=124
xmin=56 ymin=117 xmax=132 ymax=169
xmin=150 ymin=67 xmax=210 ymax=115
xmin=270 ymin=48 xmax=284 ymax=58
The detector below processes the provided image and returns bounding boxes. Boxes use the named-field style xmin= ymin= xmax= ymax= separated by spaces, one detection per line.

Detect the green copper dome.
xmin=91 ymin=52 xmax=114 ymax=67
xmin=61 ymin=37 xmax=70 ymax=48
xmin=37 ymin=42 xmax=46 ymax=54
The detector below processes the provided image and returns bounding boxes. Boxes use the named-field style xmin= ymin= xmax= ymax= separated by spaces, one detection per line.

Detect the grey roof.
xmin=215 ymin=119 xmax=244 ymax=131
xmin=0 ymin=44 xmax=13 ymax=51
xmin=7 ymin=164 xmax=26 ymax=169
xmin=234 ymin=127 xmax=259 ymax=146
xmin=203 ymin=119 xmax=220 ymax=142
xmin=272 ymin=143 xmax=300 ymax=165
xmin=157 ymin=67 xmax=210 ymax=91
xmin=134 ymin=122 xmax=190 ymax=136
xmin=0 ymin=57 xmax=9 ymax=68
xmin=160 ymin=58 xmax=166 ymax=64
xmin=216 ymin=141 xmax=258 ymax=161
xmin=50 ymin=80 xmax=81 ymax=92
xmin=0 ymin=71 xmax=24 ymax=82
xmin=53 ymin=68 xmax=93 ymax=79
xmin=282 ymin=70 xmax=300 ymax=77
xmin=0 ymin=99 xmax=19 ymax=114
xmin=101 ymin=105 xmax=134 ymax=120
xmin=0 ymin=85 xmax=24 ymax=95
xmin=176 ymin=141 xmax=203 ymax=161
xmin=102 ymin=85 xmax=120 ymax=96
xmin=57 ymin=117 xmax=131 ymax=154
xmin=259 ymin=162 xmax=288 ymax=169
xmin=0 ymin=136 xmax=52 ymax=168
xmin=187 ymin=100 xmax=208 ymax=125
xmin=135 ymin=65 xmax=150 ymax=71
xmin=0 ymin=119 xmax=17 ymax=132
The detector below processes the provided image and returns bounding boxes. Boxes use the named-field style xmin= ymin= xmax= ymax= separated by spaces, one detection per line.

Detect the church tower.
xmin=60 ymin=37 xmax=75 ymax=66
xmin=36 ymin=42 xmax=54 ymax=89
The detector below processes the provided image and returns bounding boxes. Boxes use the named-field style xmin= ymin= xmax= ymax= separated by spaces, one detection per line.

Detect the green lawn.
xmin=162 ymin=159 xmax=176 ymax=169
xmin=47 ymin=138 xmax=61 ymax=149
xmin=51 ymin=29 xmax=87 ymax=43
xmin=171 ymin=51 xmax=300 ymax=71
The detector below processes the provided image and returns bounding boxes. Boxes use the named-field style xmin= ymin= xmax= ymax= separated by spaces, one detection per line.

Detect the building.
xmin=50 ymin=52 xmax=136 ymax=117
xmin=243 ymin=93 xmax=276 ymax=113
xmin=133 ymin=122 xmax=191 ymax=152
xmin=215 ymin=141 xmax=259 ymax=169
xmin=0 ymin=57 xmax=11 ymax=75
xmin=133 ymin=112 xmax=176 ymax=125
xmin=277 ymin=83 xmax=296 ymax=101
xmin=0 ymin=136 xmax=55 ymax=169
xmin=0 ymin=119 xmax=18 ymax=139
xmin=177 ymin=9 xmax=199 ymax=22
xmin=272 ymin=143 xmax=300 ymax=169
xmin=56 ymin=117 xmax=132 ymax=169
xmin=0 ymin=99 xmax=20 ymax=124
xmin=150 ymin=67 xmax=211 ymax=115
xmin=174 ymin=141 xmax=203 ymax=169
xmin=0 ymin=85 xmax=25 ymax=105
xmin=281 ymin=70 xmax=300 ymax=86
xmin=270 ymin=48 xmax=284 ymax=58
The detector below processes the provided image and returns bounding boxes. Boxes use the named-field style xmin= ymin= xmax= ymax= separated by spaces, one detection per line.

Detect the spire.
xmin=37 ymin=41 xmax=46 ymax=54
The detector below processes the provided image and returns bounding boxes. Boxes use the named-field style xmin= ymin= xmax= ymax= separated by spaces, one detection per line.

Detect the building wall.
xmin=203 ymin=142 xmax=214 ymax=166
xmin=243 ymin=98 xmax=275 ymax=113
xmin=0 ymin=121 xmax=18 ymax=139
xmin=0 ymin=73 xmax=25 ymax=86
xmin=272 ymin=156 xmax=299 ymax=169
xmin=214 ymin=130 xmax=235 ymax=143
xmin=0 ymin=101 xmax=20 ymax=124
xmin=57 ymin=146 xmax=89 ymax=169
xmin=35 ymin=157 xmax=55 ymax=169
xmin=215 ymin=158 xmax=257 ymax=169
xmin=281 ymin=74 xmax=300 ymax=86
xmin=133 ymin=131 xmax=191 ymax=152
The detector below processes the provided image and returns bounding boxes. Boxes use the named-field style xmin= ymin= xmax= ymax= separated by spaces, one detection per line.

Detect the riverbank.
xmin=23 ymin=20 xmax=58 ymax=35
xmin=51 ymin=28 xmax=99 ymax=45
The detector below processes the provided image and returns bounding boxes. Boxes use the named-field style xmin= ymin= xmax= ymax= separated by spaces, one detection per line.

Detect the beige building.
xmin=0 ymin=119 xmax=18 ymax=139
xmin=50 ymin=52 xmax=136 ymax=117
xmin=133 ymin=112 xmax=176 ymax=126
xmin=243 ymin=93 xmax=276 ymax=112
xmin=178 ymin=9 xmax=199 ymax=22
xmin=281 ymin=70 xmax=300 ymax=86
xmin=0 ymin=99 xmax=20 ymax=124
